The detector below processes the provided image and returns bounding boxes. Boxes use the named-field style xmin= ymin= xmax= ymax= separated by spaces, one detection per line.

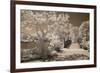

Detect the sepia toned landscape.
xmin=20 ymin=10 xmax=90 ymax=62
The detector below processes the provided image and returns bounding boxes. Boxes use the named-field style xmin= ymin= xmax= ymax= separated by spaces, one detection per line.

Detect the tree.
xmin=21 ymin=10 xmax=36 ymax=42
xmin=48 ymin=12 xmax=72 ymax=48
xmin=79 ymin=21 xmax=89 ymax=50
xmin=21 ymin=10 xmax=73 ymax=61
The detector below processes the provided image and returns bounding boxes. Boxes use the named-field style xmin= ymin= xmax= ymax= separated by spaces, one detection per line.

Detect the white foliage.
xmin=79 ymin=21 xmax=89 ymax=50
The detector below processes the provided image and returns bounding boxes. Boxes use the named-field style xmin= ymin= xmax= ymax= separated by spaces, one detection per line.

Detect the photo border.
xmin=10 ymin=0 xmax=97 ymax=73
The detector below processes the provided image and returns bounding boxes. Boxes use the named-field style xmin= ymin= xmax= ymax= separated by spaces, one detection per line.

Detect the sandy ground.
xmin=21 ymin=42 xmax=89 ymax=62
xmin=58 ymin=43 xmax=89 ymax=58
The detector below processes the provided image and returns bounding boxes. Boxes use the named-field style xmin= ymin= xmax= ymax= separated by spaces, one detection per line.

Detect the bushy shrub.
xmin=79 ymin=21 xmax=89 ymax=51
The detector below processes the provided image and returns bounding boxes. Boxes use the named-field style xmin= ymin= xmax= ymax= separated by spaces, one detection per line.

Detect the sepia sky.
xmin=68 ymin=12 xmax=89 ymax=27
